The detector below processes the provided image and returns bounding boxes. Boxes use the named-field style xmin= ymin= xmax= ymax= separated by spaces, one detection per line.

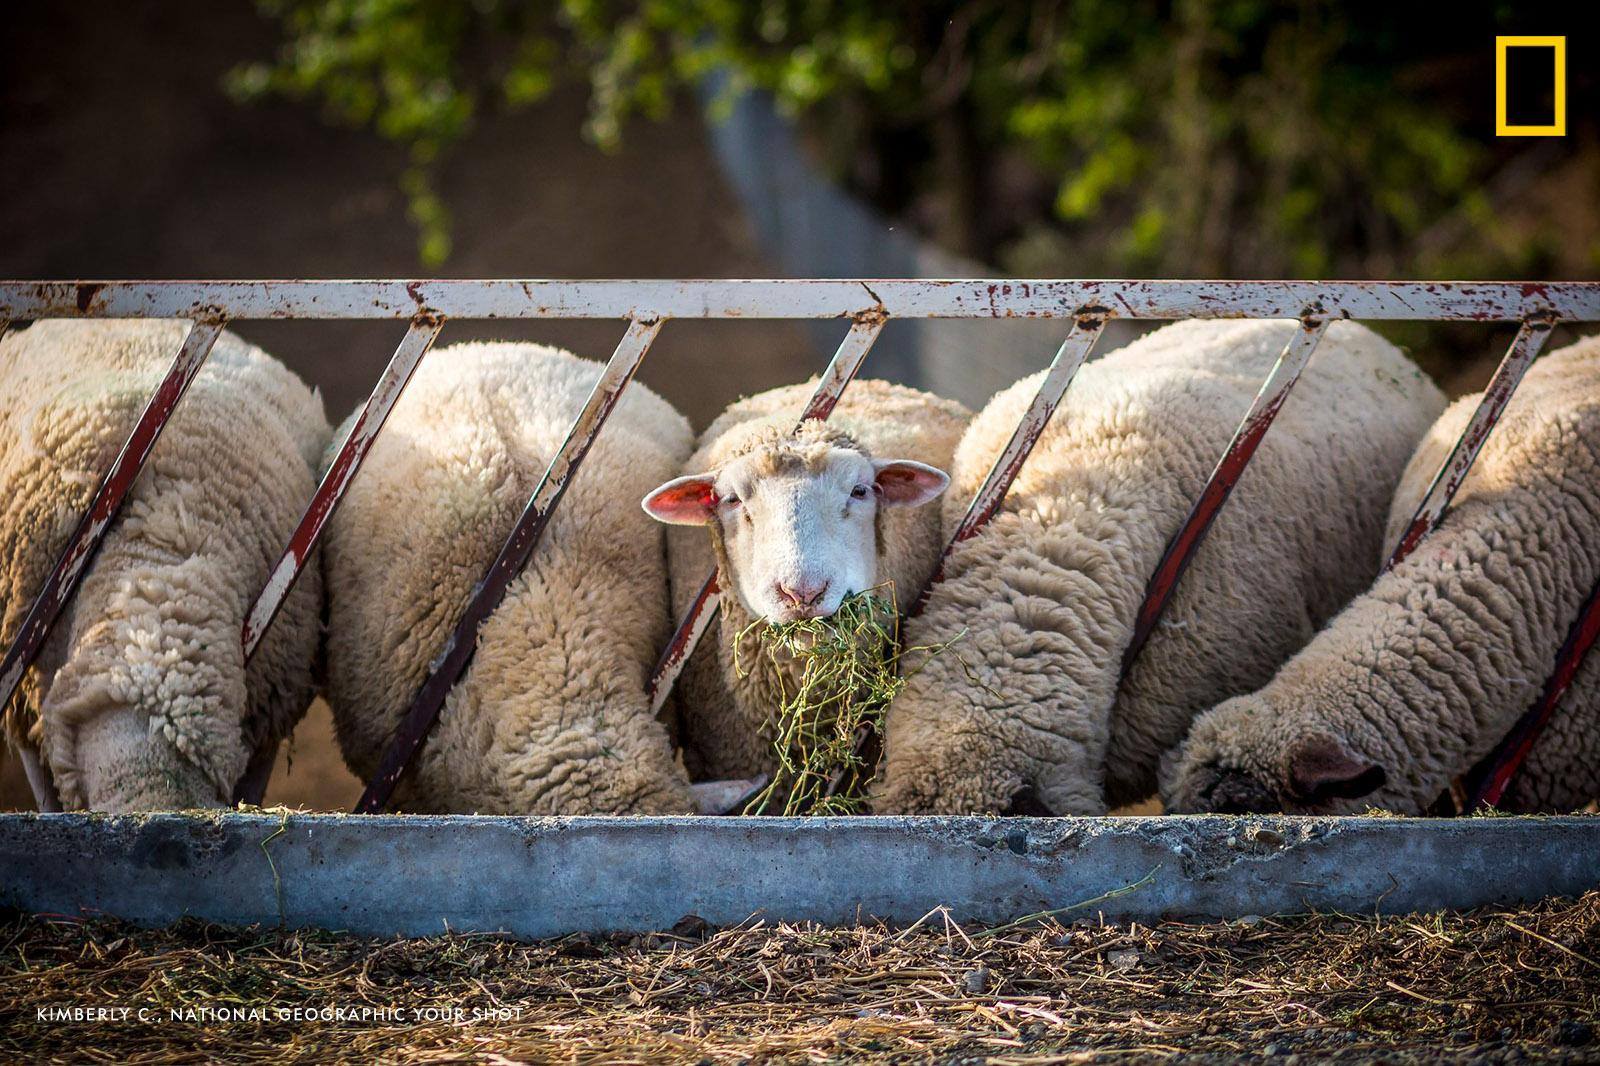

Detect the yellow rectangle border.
xmin=1496 ymin=35 xmax=1566 ymax=136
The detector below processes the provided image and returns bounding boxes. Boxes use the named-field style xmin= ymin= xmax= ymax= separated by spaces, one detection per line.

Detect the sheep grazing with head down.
xmin=873 ymin=319 xmax=1448 ymax=816
xmin=1164 ymin=333 xmax=1600 ymax=815
xmin=322 ymin=341 xmax=697 ymax=814
xmin=0 ymin=319 xmax=329 ymax=811
xmin=643 ymin=380 xmax=969 ymax=781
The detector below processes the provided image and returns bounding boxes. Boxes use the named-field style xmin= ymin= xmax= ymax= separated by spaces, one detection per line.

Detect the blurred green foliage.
xmin=229 ymin=0 xmax=1579 ymax=276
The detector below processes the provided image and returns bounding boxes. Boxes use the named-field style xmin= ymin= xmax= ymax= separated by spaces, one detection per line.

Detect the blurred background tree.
xmin=230 ymin=0 xmax=1595 ymax=276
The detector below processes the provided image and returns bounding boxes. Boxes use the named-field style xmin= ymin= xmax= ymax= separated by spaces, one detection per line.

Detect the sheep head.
xmin=643 ymin=420 xmax=948 ymax=623
xmin=1162 ymin=694 xmax=1388 ymax=814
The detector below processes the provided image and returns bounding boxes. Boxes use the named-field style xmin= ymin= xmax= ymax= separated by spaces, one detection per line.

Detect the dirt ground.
xmin=2 ymin=893 xmax=1597 ymax=1063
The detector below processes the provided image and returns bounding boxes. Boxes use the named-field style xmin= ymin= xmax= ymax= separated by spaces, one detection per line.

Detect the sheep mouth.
xmin=1194 ymin=762 xmax=1389 ymax=815
xmin=768 ymin=604 xmax=833 ymax=624
xmin=1196 ymin=767 xmax=1283 ymax=815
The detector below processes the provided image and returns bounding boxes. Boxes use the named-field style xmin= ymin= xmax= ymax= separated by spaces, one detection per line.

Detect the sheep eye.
xmin=850 ymin=485 xmax=870 ymax=500
xmin=721 ymin=493 xmax=741 ymax=508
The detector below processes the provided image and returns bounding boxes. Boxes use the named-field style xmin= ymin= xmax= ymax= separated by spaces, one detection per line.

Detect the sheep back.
xmin=0 ymin=319 xmax=328 ymax=810
xmin=1165 ymin=333 xmax=1600 ymax=814
xmin=879 ymin=319 xmax=1446 ymax=814
xmin=322 ymin=341 xmax=694 ymax=813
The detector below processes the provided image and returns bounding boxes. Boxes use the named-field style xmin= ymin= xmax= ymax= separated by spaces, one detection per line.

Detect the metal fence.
xmin=1 ymin=280 xmax=1598 ymax=816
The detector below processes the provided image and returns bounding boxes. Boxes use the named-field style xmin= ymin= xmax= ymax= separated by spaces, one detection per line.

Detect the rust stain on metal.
xmin=1122 ymin=317 xmax=1328 ymax=672
xmin=0 ymin=319 xmax=225 ymax=743
xmin=857 ymin=282 xmax=888 ymax=318
xmin=355 ymin=317 xmax=661 ymax=814
xmin=1386 ymin=317 xmax=1554 ymax=571
xmin=74 ymin=283 xmax=103 ymax=314
xmin=1468 ymin=576 xmax=1600 ymax=808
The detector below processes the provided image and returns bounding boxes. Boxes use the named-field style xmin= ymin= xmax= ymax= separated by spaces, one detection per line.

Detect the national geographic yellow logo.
xmin=1496 ymin=36 xmax=1566 ymax=136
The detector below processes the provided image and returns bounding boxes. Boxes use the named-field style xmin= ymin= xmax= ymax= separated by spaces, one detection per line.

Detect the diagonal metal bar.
xmin=646 ymin=315 xmax=887 ymax=721
xmin=242 ymin=315 xmax=445 ymax=661
xmin=1395 ymin=317 xmax=1552 ymax=813
xmin=17 ymin=742 xmax=60 ymax=813
xmin=1121 ymin=316 xmax=1329 ymax=673
xmin=911 ymin=315 xmax=1106 ymax=615
xmin=647 ymin=574 xmax=721 ymax=724
xmin=1466 ymin=574 xmax=1600 ymax=809
xmin=0 ymin=318 xmax=225 ymax=732
xmin=826 ymin=316 xmax=1105 ymax=804
xmin=355 ymin=317 xmax=664 ymax=813
xmin=1386 ymin=317 xmax=1555 ymax=569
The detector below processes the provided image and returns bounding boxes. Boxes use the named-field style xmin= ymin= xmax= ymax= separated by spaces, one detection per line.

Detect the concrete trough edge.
xmin=2 ymin=813 xmax=1597 ymax=939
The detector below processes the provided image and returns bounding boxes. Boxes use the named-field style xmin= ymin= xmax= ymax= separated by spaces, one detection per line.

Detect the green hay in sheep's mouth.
xmin=732 ymin=586 xmax=956 ymax=816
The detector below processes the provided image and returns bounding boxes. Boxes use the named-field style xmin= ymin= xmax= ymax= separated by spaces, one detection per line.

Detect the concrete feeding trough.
xmin=2 ymin=813 xmax=1597 ymax=938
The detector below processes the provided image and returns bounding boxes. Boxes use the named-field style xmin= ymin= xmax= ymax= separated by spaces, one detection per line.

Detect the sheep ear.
xmin=873 ymin=460 xmax=949 ymax=508
xmin=1286 ymin=734 xmax=1387 ymax=805
xmin=641 ymin=474 xmax=717 ymax=526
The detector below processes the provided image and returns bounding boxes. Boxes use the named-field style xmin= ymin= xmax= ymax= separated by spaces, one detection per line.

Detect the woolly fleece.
xmin=0 ymin=319 xmax=328 ymax=811
xmin=322 ymin=342 xmax=694 ymax=813
xmin=876 ymin=319 xmax=1447 ymax=815
xmin=1164 ymin=333 xmax=1600 ymax=814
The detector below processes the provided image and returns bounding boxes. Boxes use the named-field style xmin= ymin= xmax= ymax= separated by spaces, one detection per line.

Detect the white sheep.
xmin=643 ymin=380 xmax=969 ymax=781
xmin=872 ymin=319 xmax=1448 ymax=815
xmin=322 ymin=341 xmax=696 ymax=813
xmin=0 ymin=319 xmax=329 ymax=811
xmin=1163 ymin=333 xmax=1600 ymax=815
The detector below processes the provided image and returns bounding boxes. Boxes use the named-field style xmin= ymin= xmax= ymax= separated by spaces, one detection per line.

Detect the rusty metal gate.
xmin=2 ymin=280 xmax=1598 ymax=817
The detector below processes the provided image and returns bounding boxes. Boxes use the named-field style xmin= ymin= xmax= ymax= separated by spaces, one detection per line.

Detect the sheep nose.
xmin=775 ymin=580 xmax=830 ymax=609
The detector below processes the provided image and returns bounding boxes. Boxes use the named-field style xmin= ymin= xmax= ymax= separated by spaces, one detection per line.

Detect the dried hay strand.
xmin=733 ymin=588 xmax=957 ymax=815
xmin=4 ymin=893 xmax=1598 ymax=1064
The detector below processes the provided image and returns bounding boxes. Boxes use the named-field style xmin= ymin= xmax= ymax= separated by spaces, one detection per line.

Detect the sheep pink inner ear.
xmin=1287 ymin=734 xmax=1387 ymax=805
xmin=873 ymin=460 xmax=949 ymax=508
xmin=641 ymin=475 xmax=718 ymax=526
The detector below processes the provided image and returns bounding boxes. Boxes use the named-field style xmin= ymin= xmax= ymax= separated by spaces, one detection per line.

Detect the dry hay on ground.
xmin=2 ymin=894 xmax=1598 ymax=1063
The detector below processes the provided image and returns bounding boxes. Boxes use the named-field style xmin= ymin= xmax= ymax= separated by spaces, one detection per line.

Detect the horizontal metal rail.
xmin=2 ymin=279 xmax=1597 ymax=818
xmin=3 ymin=279 xmax=1599 ymax=322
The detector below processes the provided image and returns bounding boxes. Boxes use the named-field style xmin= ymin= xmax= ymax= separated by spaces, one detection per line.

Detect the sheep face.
xmin=1161 ymin=695 xmax=1388 ymax=815
xmin=643 ymin=423 xmax=947 ymax=624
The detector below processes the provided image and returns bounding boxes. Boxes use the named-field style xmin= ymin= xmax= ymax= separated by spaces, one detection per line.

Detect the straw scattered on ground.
xmin=4 ymin=893 xmax=1598 ymax=1063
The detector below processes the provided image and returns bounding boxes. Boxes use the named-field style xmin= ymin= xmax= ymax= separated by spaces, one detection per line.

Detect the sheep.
xmin=322 ymin=341 xmax=697 ymax=814
xmin=642 ymin=380 xmax=970 ymax=781
xmin=1163 ymin=333 xmax=1600 ymax=815
xmin=872 ymin=319 xmax=1448 ymax=816
xmin=0 ymin=318 xmax=329 ymax=811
